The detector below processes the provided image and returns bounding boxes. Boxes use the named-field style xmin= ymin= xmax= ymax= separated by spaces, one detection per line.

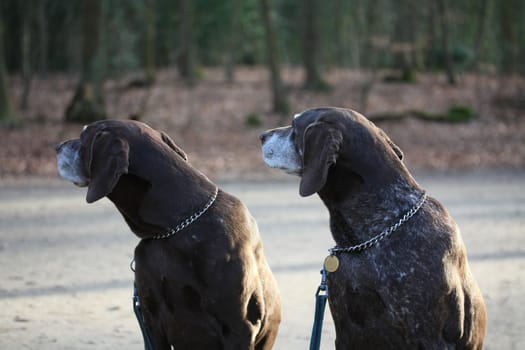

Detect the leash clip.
xmin=316 ymin=267 xmax=328 ymax=296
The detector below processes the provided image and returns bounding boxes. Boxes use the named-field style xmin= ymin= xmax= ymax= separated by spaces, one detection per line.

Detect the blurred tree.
xmin=391 ymin=0 xmax=418 ymax=82
xmin=144 ymin=0 xmax=156 ymax=84
xmin=36 ymin=0 xmax=48 ymax=76
xmin=0 ymin=13 xmax=17 ymax=123
xmin=104 ymin=0 xmax=141 ymax=78
xmin=65 ymin=0 xmax=106 ymax=122
xmin=302 ymin=0 xmax=329 ymax=90
xmin=470 ymin=0 xmax=489 ymax=70
xmin=260 ymin=0 xmax=289 ymax=114
xmin=499 ymin=0 xmax=519 ymax=74
xmin=354 ymin=0 xmax=384 ymax=112
xmin=1 ymin=0 xmax=524 ymax=120
xmin=224 ymin=0 xmax=241 ymax=83
xmin=435 ymin=0 xmax=457 ymax=84
xmin=20 ymin=0 xmax=34 ymax=111
xmin=177 ymin=0 xmax=197 ymax=85
xmin=333 ymin=0 xmax=351 ymax=66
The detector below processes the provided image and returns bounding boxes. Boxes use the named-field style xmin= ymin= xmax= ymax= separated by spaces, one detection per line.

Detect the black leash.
xmin=131 ymin=258 xmax=155 ymax=350
xmin=309 ymin=267 xmax=329 ymax=350
xmin=133 ymin=283 xmax=155 ymax=350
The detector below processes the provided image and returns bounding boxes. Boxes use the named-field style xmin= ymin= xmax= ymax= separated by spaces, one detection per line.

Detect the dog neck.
xmin=107 ymin=165 xmax=217 ymax=239
xmin=318 ymin=168 xmax=424 ymax=248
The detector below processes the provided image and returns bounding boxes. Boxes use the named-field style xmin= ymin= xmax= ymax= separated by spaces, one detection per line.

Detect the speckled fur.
xmin=261 ymin=107 xmax=487 ymax=349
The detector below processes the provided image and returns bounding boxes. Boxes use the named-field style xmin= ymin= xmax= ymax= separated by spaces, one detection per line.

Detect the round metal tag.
xmin=324 ymin=255 xmax=340 ymax=272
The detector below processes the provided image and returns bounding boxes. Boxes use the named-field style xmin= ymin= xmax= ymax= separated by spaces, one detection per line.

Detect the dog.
xmin=56 ymin=119 xmax=281 ymax=349
xmin=260 ymin=107 xmax=486 ymax=349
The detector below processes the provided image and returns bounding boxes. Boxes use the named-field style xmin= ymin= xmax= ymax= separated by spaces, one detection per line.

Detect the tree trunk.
xmin=470 ymin=0 xmax=489 ymax=70
xmin=37 ymin=0 xmax=48 ymax=76
xmin=65 ymin=0 xmax=106 ymax=122
xmin=224 ymin=0 xmax=241 ymax=83
xmin=144 ymin=0 xmax=156 ymax=84
xmin=0 ymin=15 xmax=17 ymax=124
xmin=436 ymin=0 xmax=456 ymax=84
xmin=177 ymin=0 xmax=196 ymax=86
xmin=20 ymin=0 xmax=34 ymax=111
xmin=499 ymin=0 xmax=517 ymax=74
xmin=357 ymin=0 xmax=380 ymax=113
xmin=260 ymin=0 xmax=289 ymax=114
xmin=302 ymin=0 xmax=328 ymax=90
xmin=334 ymin=0 xmax=348 ymax=66
xmin=392 ymin=0 xmax=417 ymax=82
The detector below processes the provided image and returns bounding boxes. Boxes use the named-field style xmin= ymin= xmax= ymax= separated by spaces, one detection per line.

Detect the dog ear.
xmin=300 ymin=122 xmax=343 ymax=197
xmin=161 ymin=131 xmax=188 ymax=161
xmin=86 ymin=131 xmax=129 ymax=203
xmin=378 ymin=128 xmax=403 ymax=160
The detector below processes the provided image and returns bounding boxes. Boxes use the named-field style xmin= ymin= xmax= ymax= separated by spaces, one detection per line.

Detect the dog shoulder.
xmin=422 ymin=196 xmax=460 ymax=237
xmin=215 ymin=190 xmax=259 ymax=233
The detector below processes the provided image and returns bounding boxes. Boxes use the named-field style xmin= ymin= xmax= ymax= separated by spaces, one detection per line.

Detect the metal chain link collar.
xmin=151 ymin=186 xmax=219 ymax=240
xmin=329 ymin=191 xmax=427 ymax=255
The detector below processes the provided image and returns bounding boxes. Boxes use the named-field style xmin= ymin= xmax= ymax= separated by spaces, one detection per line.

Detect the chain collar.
xmin=151 ymin=186 xmax=219 ymax=240
xmin=329 ymin=191 xmax=427 ymax=255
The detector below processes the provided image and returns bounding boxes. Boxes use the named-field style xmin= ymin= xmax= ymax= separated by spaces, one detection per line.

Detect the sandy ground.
xmin=0 ymin=170 xmax=524 ymax=349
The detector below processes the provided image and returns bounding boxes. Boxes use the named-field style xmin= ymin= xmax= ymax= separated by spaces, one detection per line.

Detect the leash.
xmin=133 ymin=282 xmax=155 ymax=350
xmin=129 ymin=186 xmax=219 ymax=350
xmin=131 ymin=259 xmax=155 ymax=350
xmin=309 ymin=267 xmax=329 ymax=350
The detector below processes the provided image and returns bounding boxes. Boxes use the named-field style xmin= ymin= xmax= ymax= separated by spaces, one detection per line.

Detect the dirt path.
xmin=1 ymin=170 xmax=524 ymax=349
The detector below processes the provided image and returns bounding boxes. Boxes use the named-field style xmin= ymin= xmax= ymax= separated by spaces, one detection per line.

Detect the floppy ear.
xmin=378 ymin=128 xmax=403 ymax=160
xmin=161 ymin=131 xmax=188 ymax=161
xmin=86 ymin=131 xmax=129 ymax=203
xmin=299 ymin=122 xmax=343 ymax=197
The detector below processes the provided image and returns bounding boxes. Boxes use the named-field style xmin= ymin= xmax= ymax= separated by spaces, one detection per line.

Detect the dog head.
xmin=260 ymin=107 xmax=404 ymax=197
xmin=56 ymin=119 xmax=187 ymax=203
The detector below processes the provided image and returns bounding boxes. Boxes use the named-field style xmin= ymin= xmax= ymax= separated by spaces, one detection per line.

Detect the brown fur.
xmin=57 ymin=120 xmax=281 ymax=349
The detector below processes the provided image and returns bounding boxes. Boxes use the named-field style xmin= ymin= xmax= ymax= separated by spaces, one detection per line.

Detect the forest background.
xmin=0 ymin=0 xmax=524 ymax=178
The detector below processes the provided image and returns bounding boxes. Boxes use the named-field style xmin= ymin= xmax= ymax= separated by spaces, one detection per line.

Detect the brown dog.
xmin=56 ymin=119 xmax=281 ymax=349
xmin=260 ymin=107 xmax=486 ymax=349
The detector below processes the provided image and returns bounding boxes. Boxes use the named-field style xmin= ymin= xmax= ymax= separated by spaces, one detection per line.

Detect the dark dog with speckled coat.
xmin=260 ymin=107 xmax=486 ymax=349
